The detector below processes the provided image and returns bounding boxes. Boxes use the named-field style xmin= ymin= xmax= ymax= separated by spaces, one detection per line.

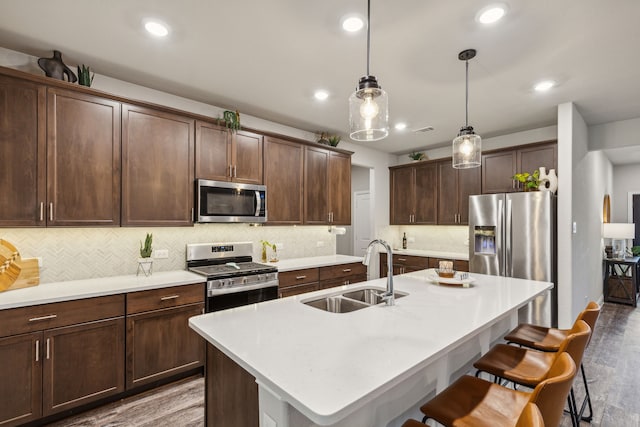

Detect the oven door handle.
xmin=207 ymin=279 xmax=279 ymax=297
xmin=255 ymin=191 xmax=261 ymax=217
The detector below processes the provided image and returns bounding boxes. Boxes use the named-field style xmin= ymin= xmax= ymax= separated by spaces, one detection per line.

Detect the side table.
xmin=604 ymin=257 xmax=640 ymax=307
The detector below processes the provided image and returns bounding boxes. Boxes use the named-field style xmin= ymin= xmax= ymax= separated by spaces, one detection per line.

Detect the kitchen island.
xmin=189 ymin=269 xmax=552 ymax=427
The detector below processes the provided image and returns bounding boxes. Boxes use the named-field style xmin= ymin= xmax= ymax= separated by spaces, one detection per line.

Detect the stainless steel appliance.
xmin=195 ymin=179 xmax=267 ymax=223
xmin=186 ymin=242 xmax=278 ymax=312
xmin=469 ymin=192 xmax=557 ymax=326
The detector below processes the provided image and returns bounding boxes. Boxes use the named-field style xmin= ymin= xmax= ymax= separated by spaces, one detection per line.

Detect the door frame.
xmin=353 ymin=190 xmax=372 ymax=257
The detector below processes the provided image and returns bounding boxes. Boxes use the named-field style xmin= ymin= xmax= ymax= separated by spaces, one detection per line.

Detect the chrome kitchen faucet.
xmin=363 ymin=239 xmax=395 ymax=306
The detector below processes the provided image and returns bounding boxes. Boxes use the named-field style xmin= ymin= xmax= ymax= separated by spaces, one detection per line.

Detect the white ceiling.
xmin=1 ymin=0 xmax=639 ymax=155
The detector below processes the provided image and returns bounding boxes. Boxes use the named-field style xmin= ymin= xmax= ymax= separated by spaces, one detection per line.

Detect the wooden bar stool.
xmin=473 ymin=320 xmax=591 ymax=427
xmin=504 ymin=301 xmax=600 ymax=422
xmin=418 ymin=352 xmax=575 ymax=427
xmin=402 ymin=402 xmax=544 ymax=427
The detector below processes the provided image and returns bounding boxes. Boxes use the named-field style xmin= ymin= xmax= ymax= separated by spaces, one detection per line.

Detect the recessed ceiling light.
xmin=395 ymin=122 xmax=407 ymax=130
xmin=144 ymin=20 xmax=169 ymax=37
xmin=314 ymin=90 xmax=329 ymax=101
xmin=477 ymin=4 xmax=507 ymax=24
xmin=341 ymin=15 xmax=364 ymax=32
xmin=534 ymin=80 xmax=555 ymax=92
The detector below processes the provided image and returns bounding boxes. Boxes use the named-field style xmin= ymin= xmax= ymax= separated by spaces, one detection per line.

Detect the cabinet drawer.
xmin=278 ymin=268 xmax=320 ymax=288
xmin=428 ymin=258 xmax=469 ymax=272
xmin=127 ymin=283 xmax=205 ymax=315
xmin=278 ymin=282 xmax=319 ymax=298
xmin=393 ymin=255 xmax=428 ymax=268
xmin=0 ymin=294 xmax=125 ymax=338
xmin=319 ymin=263 xmax=367 ymax=281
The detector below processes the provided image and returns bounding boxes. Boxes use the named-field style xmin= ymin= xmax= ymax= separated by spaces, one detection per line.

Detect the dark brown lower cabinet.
xmin=206 ymin=344 xmax=258 ymax=427
xmin=0 ymin=332 xmax=41 ymax=426
xmin=43 ymin=318 xmax=125 ymax=416
xmin=126 ymin=302 xmax=205 ymax=389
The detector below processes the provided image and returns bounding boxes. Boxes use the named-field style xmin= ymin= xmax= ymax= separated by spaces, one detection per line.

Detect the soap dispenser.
xmin=402 ymin=232 xmax=407 ymax=250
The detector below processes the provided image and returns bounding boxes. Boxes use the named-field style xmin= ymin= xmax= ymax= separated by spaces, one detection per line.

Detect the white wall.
xmin=612 ymin=164 xmax=640 ymax=222
xmin=0 ymin=47 xmax=397 ymax=283
xmin=336 ymin=165 xmax=371 ymax=256
xmin=589 ymin=117 xmax=640 ymax=151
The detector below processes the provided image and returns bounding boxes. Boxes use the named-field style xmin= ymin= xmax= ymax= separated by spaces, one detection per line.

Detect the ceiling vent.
xmin=413 ymin=126 xmax=434 ymax=133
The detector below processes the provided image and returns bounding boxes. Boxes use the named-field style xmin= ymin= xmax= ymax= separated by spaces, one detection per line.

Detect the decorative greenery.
xmin=139 ymin=233 xmax=153 ymax=258
xmin=260 ymin=240 xmax=275 ymax=263
xmin=317 ymin=132 xmax=341 ymax=147
xmin=632 ymin=246 xmax=640 ymax=256
xmin=327 ymin=135 xmax=341 ymax=147
xmin=219 ymin=110 xmax=241 ymax=132
xmin=512 ymin=170 xmax=541 ymax=190
xmin=77 ymin=64 xmax=94 ymax=87
xmin=408 ymin=151 xmax=426 ymax=161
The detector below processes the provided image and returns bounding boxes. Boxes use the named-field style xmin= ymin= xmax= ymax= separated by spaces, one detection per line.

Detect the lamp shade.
xmin=602 ymin=223 xmax=635 ymax=239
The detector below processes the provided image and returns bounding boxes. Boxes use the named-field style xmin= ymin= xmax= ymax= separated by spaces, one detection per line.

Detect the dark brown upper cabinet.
xmin=390 ymin=162 xmax=438 ymax=225
xmin=437 ymin=160 xmax=480 ymax=225
xmin=263 ymin=136 xmax=304 ymax=224
xmin=304 ymin=147 xmax=351 ymax=225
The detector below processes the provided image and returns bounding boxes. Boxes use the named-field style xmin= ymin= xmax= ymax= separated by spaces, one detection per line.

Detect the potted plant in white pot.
xmin=137 ymin=233 xmax=153 ymax=277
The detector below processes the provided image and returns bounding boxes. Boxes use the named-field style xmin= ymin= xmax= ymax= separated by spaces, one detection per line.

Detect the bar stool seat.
xmin=402 ymin=402 xmax=544 ymax=427
xmin=419 ymin=353 xmax=575 ymax=427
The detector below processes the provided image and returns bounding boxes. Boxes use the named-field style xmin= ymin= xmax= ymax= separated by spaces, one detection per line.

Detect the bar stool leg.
xmin=579 ymin=363 xmax=594 ymax=422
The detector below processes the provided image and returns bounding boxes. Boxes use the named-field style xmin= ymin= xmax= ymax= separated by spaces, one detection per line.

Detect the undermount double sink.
xmin=303 ymin=288 xmax=408 ymax=313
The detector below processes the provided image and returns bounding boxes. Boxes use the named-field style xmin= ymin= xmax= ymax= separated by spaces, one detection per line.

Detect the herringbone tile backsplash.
xmin=1 ymin=225 xmax=335 ymax=283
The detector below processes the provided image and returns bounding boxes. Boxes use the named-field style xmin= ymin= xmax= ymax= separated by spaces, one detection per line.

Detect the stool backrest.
xmin=528 ymin=352 xmax=576 ymax=427
xmin=557 ymin=319 xmax=591 ymax=369
xmin=515 ymin=402 xmax=545 ymax=427
xmin=577 ymin=301 xmax=600 ymax=346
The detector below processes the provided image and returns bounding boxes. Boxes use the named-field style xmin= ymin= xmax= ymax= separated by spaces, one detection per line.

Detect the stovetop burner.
xmin=189 ymin=261 xmax=276 ymax=279
xmin=186 ymin=242 xmax=278 ymax=279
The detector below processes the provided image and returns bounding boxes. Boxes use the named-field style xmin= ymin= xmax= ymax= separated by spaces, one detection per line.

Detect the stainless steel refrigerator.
xmin=469 ymin=192 xmax=557 ymax=327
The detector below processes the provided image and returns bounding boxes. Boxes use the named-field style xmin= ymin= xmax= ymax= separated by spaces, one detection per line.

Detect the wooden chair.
xmin=473 ymin=320 xmax=591 ymax=427
xmin=419 ymin=352 xmax=575 ymax=427
xmin=503 ymin=301 xmax=600 ymax=422
xmin=402 ymin=402 xmax=544 ymax=427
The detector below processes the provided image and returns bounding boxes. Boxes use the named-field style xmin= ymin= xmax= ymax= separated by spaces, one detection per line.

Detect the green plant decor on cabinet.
xmin=512 ymin=170 xmax=540 ymax=191
xmin=408 ymin=151 xmax=426 ymax=161
xmin=219 ymin=110 xmax=241 ymax=132
xmin=77 ymin=64 xmax=94 ymax=87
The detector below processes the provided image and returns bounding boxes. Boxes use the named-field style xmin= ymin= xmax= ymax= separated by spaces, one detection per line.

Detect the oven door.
xmin=196 ymin=179 xmax=266 ymax=223
xmin=206 ymin=284 xmax=278 ymax=312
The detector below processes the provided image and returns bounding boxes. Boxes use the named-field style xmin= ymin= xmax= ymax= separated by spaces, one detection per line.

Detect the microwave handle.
xmin=255 ymin=191 xmax=261 ymax=216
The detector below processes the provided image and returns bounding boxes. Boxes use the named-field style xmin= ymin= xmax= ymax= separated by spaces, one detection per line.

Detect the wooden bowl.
xmin=436 ymin=269 xmax=455 ymax=279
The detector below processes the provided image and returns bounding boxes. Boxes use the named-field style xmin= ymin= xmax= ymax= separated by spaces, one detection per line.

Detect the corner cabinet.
xmin=304 ymin=147 xmax=351 ymax=225
xmin=195 ymin=121 xmax=263 ymax=185
xmin=264 ymin=136 xmax=304 ymax=224
xmin=121 ymin=104 xmax=195 ymax=226
xmin=390 ymin=162 xmax=437 ymax=225
xmin=437 ymin=159 xmax=480 ymax=225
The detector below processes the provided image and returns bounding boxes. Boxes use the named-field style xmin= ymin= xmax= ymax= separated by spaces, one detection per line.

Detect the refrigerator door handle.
xmin=505 ymin=197 xmax=513 ymax=277
xmin=497 ymin=199 xmax=504 ymax=276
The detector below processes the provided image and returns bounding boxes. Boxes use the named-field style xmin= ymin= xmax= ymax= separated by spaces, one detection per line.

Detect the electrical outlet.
xmin=317 ymin=241 xmax=325 ymax=248
xmin=154 ymin=249 xmax=169 ymax=259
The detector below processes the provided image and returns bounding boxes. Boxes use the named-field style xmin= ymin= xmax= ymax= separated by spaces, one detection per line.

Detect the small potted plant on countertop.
xmin=408 ymin=151 xmax=426 ymax=162
xmin=512 ymin=170 xmax=540 ymax=191
xmin=137 ymin=233 xmax=153 ymax=277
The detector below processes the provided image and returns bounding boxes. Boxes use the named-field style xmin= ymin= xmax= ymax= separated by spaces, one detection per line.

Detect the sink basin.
xmin=341 ymin=288 xmax=408 ymax=305
xmin=303 ymin=287 xmax=409 ymax=313
xmin=305 ymin=296 xmax=369 ymax=313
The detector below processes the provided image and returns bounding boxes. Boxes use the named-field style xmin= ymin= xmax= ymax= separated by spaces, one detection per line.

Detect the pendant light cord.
xmin=366 ymin=0 xmax=371 ymax=76
xmin=465 ymin=59 xmax=469 ymax=127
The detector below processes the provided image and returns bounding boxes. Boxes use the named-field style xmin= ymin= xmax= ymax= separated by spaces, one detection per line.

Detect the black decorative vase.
xmin=38 ymin=50 xmax=77 ymax=83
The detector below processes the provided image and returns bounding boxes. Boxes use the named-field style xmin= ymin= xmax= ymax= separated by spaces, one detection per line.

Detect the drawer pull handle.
xmin=28 ymin=314 xmax=57 ymax=322
xmin=160 ymin=295 xmax=180 ymax=301
xmin=35 ymin=340 xmax=39 ymax=362
xmin=296 ymin=275 xmax=307 ymax=280
xmin=46 ymin=338 xmax=50 ymax=360
xmin=397 ymin=258 xmax=407 ymax=261
xmin=342 ymin=268 xmax=352 ymax=272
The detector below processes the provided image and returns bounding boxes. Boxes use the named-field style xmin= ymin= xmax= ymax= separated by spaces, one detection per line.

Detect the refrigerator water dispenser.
xmin=474 ymin=226 xmax=496 ymax=254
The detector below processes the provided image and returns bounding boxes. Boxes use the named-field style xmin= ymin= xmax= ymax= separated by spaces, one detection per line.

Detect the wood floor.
xmin=44 ymin=302 xmax=639 ymax=427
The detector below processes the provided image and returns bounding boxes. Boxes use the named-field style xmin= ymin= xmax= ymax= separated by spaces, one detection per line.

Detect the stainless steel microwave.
xmin=195 ymin=179 xmax=267 ymax=223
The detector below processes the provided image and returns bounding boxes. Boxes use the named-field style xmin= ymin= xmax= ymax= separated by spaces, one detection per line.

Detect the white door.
xmin=354 ymin=191 xmax=371 ymax=257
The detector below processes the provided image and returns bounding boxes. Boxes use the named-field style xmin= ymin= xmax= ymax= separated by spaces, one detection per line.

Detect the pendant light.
xmin=452 ymin=49 xmax=481 ymax=169
xmin=349 ymin=0 xmax=389 ymax=142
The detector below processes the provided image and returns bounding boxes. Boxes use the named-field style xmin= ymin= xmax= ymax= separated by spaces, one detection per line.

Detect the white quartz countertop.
xmin=383 ymin=248 xmax=469 ymax=261
xmin=189 ymin=269 xmax=551 ymax=425
xmin=0 ymin=270 xmax=205 ymax=310
xmin=271 ymin=254 xmax=364 ymax=272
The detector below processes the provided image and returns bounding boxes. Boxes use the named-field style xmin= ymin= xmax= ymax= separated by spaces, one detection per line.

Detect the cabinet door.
xmin=304 ymin=146 xmax=329 ymax=224
xmin=414 ymin=163 xmax=438 ymax=224
xmin=42 ymin=317 xmax=124 ymax=417
xmin=518 ymin=142 xmax=557 ymax=176
xmin=437 ymin=161 xmax=458 ymax=225
xmin=0 ymin=332 xmax=42 ymax=426
xmin=264 ymin=137 xmax=303 ymax=224
xmin=0 ymin=76 xmax=46 ymax=227
xmin=122 ymin=104 xmax=194 ymax=226
xmin=390 ymin=167 xmax=415 ymax=225
xmin=232 ymin=130 xmax=263 ymax=184
xmin=126 ymin=303 xmax=205 ymax=389
xmin=47 ymin=89 xmax=121 ymax=226
xmin=482 ymin=150 xmax=517 ymax=193
xmin=195 ymin=120 xmax=231 ymax=182
xmin=328 ymin=152 xmax=351 ymax=225
xmin=457 ymin=166 xmax=481 ymax=224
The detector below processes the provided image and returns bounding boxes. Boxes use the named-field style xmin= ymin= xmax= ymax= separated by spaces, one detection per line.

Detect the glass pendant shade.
xmin=349 ymin=76 xmax=389 ymax=141
xmin=452 ymin=126 xmax=481 ymax=168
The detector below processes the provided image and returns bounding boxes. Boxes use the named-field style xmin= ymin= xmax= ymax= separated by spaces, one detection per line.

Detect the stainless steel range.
xmin=186 ymin=242 xmax=278 ymax=312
